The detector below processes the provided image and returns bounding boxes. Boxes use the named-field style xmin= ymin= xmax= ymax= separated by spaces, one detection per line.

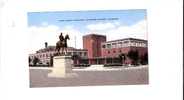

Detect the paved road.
xmin=29 ymin=66 xmax=149 ymax=87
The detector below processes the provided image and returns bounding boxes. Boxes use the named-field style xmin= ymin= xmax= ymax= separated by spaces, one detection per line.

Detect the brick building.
xmin=83 ymin=34 xmax=106 ymax=58
xmin=30 ymin=34 xmax=148 ymax=66
xmin=101 ymin=38 xmax=148 ymax=64
xmin=101 ymin=38 xmax=147 ymax=57
xmin=29 ymin=44 xmax=88 ymax=66
xmin=82 ymin=34 xmax=148 ymax=65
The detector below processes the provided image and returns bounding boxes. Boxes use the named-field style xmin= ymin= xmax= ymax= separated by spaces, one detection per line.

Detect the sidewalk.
xmin=29 ymin=65 xmax=148 ymax=87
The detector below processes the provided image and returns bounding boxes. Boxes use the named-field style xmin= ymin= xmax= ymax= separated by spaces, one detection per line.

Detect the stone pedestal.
xmin=48 ymin=56 xmax=77 ymax=78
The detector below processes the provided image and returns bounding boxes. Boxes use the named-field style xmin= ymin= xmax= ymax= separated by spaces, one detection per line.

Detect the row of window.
xmin=106 ymin=49 xmax=122 ymax=54
xmin=102 ymin=42 xmax=147 ymax=49
xmin=30 ymin=51 xmax=87 ymax=59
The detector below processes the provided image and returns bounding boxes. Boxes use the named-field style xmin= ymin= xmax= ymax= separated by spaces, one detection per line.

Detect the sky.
xmin=28 ymin=9 xmax=147 ymax=54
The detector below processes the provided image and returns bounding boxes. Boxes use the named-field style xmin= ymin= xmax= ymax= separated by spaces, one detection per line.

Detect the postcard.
xmin=28 ymin=10 xmax=148 ymax=87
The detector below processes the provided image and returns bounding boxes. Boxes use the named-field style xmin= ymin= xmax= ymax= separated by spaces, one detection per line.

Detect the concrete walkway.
xmin=29 ymin=65 xmax=149 ymax=87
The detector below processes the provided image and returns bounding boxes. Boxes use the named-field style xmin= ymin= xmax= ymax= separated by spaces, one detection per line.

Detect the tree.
xmin=127 ymin=49 xmax=139 ymax=65
xmin=50 ymin=55 xmax=54 ymax=66
xmin=119 ymin=53 xmax=126 ymax=64
xmin=140 ymin=52 xmax=148 ymax=65
xmin=72 ymin=54 xmax=80 ymax=65
xmin=144 ymin=53 xmax=148 ymax=64
xmin=33 ymin=57 xmax=40 ymax=66
xmin=29 ymin=57 xmax=32 ymax=64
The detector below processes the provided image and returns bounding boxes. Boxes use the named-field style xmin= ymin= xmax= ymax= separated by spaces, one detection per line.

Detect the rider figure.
xmin=59 ymin=32 xmax=64 ymax=41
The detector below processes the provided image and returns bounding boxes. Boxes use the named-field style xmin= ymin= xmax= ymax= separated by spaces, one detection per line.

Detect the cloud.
xmin=41 ymin=22 xmax=49 ymax=26
xmin=29 ymin=19 xmax=147 ymax=53
xmin=28 ymin=24 xmax=83 ymax=54
xmin=86 ymin=19 xmax=147 ymax=41
xmin=107 ymin=19 xmax=147 ymax=40
xmin=28 ymin=25 xmax=60 ymax=53
xmin=59 ymin=25 xmax=83 ymax=49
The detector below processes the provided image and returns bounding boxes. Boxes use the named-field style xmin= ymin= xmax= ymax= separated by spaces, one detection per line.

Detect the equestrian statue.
xmin=55 ymin=32 xmax=70 ymax=55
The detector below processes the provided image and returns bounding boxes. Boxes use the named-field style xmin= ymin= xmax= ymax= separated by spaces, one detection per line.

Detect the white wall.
xmin=0 ymin=0 xmax=183 ymax=100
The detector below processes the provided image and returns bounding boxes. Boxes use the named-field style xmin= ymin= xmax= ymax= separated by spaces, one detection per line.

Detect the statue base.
xmin=48 ymin=56 xmax=78 ymax=78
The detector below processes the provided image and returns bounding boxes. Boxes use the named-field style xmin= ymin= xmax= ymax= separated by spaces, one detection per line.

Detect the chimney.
xmin=45 ymin=42 xmax=48 ymax=48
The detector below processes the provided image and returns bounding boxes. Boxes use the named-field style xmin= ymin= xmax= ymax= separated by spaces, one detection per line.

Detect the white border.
xmin=0 ymin=0 xmax=183 ymax=100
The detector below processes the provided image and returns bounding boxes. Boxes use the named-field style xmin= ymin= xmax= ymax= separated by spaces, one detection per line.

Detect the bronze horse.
xmin=55 ymin=34 xmax=70 ymax=55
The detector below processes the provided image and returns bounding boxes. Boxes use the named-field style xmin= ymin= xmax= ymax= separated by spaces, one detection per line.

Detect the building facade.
xmin=101 ymin=38 xmax=148 ymax=57
xmin=101 ymin=38 xmax=148 ymax=64
xmin=29 ymin=46 xmax=88 ymax=66
xmin=81 ymin=36 xmax=148 ymax=65
xmin=29 ymin=35 xmax=148 ymax=66
xmin=83 ymin=34 xmax=106 ymax=58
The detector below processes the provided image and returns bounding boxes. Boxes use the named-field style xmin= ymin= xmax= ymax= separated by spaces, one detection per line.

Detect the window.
xmin=68 ymin=52 xmax=71 ymax=55
xmin=108 ymin=51 xmax=110 ymax=54
xmin=84 ymin=52 xmax=87 ymax=56
xmin=136 ymin=43 xmax=139 ymax=47
xmin=102 ymin=44 xmax=106 ymax=48
xmin=112 ymin=43 xmax=117 ymax=48
xmin=142 ymin=43 xmax=146 ymax=47
xmin=73 ymin=52 xmax=77 ymax=55
xmin=79 ymin=52 xmax=82 ymax=56
xmin=123 ymin=41 xmax=129 ymax=47
xmin=119 ymin=50 xmax=122 ymax=53
xmin=130 ymin=41 xmax=136 ymax=46
xmin=117 ymin=42 xmax=122 ymax=48
xmin=107 ymin=44 xmax=111 ymax=49
xmin=123 ymin=41 xmax=129 ymax=43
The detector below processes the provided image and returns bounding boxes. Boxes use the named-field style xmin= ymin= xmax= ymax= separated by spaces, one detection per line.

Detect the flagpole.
xmin=75 ymin=35 xmax=76 ymax=48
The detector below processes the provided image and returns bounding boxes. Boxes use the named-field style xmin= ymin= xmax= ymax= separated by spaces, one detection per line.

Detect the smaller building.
xmin=29 ymin=45 xmax=88 ymax=66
